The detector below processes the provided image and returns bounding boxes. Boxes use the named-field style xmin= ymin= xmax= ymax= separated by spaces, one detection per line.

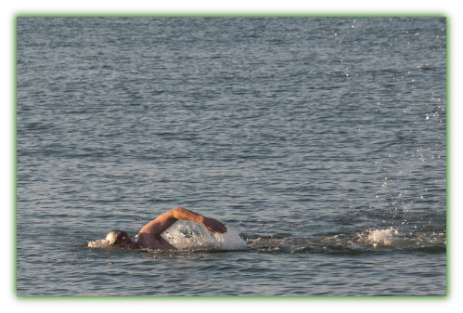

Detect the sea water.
xmin=17 ymin=17 xmax=446 ymax=296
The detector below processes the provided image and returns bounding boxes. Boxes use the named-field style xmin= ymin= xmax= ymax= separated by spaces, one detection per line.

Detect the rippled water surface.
xmin=17 ymin=17 xmax=446 ymax=296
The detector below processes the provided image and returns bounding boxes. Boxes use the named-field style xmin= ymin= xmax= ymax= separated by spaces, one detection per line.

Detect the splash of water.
xmin=365 ymin=227 xmax=399 ymax=247
xmin=88 ymin=239 xmax=111 ymax=248
xmin=164 ymin=222 xmax=247 ymax=250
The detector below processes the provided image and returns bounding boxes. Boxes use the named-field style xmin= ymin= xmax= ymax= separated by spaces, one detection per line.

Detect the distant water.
xmin=16 ymin=17 xmax=446 ymax=296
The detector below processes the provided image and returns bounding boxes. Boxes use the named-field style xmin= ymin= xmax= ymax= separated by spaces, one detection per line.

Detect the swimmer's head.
xmin=106 ymin=229 xmax=128 ymax=245
xmin=105 ymin=230 xmax=140 ymax=249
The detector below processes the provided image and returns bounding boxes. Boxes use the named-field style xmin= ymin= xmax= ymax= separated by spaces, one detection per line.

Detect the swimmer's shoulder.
xmin=137 ymin=233 xmax=177 ymax=250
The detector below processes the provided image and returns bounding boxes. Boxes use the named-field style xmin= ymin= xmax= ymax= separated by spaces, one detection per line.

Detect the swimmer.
xmin=105 ymin=207 xmax=227 ymax=250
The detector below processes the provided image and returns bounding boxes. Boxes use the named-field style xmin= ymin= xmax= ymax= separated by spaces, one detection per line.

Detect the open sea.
xmin=16 ymin=17 xmax=446 ymax=296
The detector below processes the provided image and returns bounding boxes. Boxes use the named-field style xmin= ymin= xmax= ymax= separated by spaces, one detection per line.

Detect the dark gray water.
xmin=17 ymin=17 xmax=446 ymax=296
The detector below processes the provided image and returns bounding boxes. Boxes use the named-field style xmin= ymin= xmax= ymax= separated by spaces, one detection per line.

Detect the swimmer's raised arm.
xmin=139 ymin=207 xmax=227 ymax=237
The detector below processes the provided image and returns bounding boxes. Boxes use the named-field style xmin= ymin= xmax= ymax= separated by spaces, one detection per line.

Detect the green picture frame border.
xmin=8 ymin=0 xmax=463 ymax=313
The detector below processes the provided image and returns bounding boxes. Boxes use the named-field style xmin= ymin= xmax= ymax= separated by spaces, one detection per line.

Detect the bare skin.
xmin=112 ymin=207 xmax=227 ymax=250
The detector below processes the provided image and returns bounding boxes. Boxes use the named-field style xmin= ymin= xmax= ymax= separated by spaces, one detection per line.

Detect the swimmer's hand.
xmin=201 ymin=216 xmax=227 ymax=234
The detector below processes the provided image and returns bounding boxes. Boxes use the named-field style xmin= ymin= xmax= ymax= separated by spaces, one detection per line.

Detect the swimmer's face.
xmin=113 ymin=233 xmax=139 ymax=249
xmin=112 ymin=231 xmax=128 ymax=245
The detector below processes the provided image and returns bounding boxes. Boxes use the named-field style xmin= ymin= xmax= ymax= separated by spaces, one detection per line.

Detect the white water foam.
xmin=364 ymin=227 xmax=399 ymax=247
xmin=164 ymin=221 xmax=247 ymax=250
xmin=88 ymin=239 xmax=111 ymax=248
